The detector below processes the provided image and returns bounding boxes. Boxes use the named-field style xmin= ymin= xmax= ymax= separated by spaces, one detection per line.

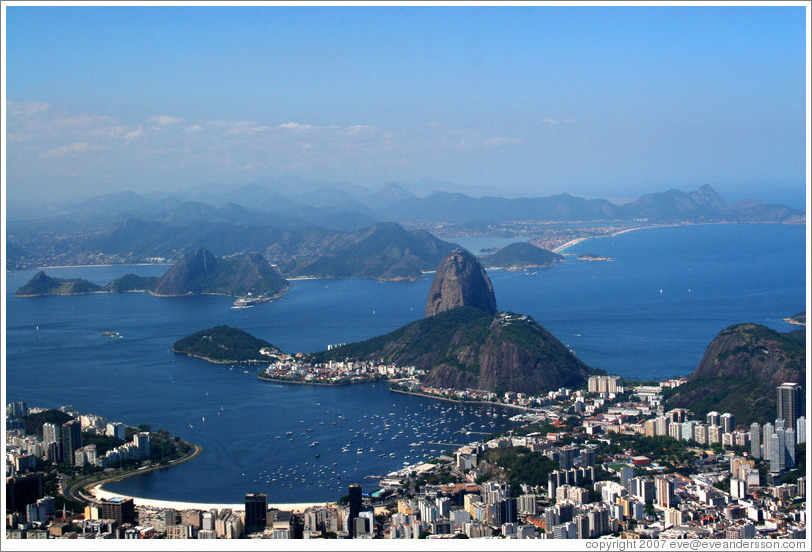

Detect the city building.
xmin=777 ymin=383 xmax=802 ymax=430
xmin=244 ymin=493 xmax=268 ymax=533
xmin=348 ymin=484 xmax=362 ymax=538
xmin=61 ymin=420 xmax=82 ymax=466
xmin=100 ymin=497 xmax=135 ymax=526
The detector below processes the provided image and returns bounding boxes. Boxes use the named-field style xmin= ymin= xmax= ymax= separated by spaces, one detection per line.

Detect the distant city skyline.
xmin=4 ymin=3 xmax=809 ymax=209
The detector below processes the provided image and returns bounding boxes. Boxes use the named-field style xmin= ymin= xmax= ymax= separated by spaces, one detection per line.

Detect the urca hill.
xmin=310 ymin=249 xmax=598 ymax=395
xmin=665 ymin=323 xmax=806 ymax=425
xmin=14 ymin=248 xmax=290 ymax=299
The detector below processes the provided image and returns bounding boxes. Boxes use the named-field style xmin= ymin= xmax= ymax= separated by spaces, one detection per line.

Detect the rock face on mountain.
xmin=310 ymin=307 xmax=597 ymax=395
xmin=152 ymin=248 xmax=289 ymax=297
xmin=425 ymin=249 xmax=497 ymax=317
xmin=666 ymin=323 xmax=806 ymax=425
xmin=312 ymin=251 xmax=597 ymax=395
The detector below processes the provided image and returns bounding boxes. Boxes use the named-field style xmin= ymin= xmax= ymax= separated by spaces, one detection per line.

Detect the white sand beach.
xmin=89 ymin=487 xmax=328 ymax=513
xmin=552 ymin=237 xmax=589 ymax=253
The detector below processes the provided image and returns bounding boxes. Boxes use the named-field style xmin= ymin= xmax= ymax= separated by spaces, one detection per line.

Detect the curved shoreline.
xmin=69 ymin=441 xmax=204 ymax=504
xmin=552 ymin=221 xmax=802 ymax=253
xmin=175 ymin=352 xmax=271 ymax=365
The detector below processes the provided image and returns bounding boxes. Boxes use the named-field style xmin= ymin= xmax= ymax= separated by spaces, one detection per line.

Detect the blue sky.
xmin=4 ymin=4 xmax=808 ymax=207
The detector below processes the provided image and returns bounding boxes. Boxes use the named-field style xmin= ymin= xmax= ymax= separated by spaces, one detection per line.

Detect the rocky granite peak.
xmin=152 ymin=248 xmax=289 ymax=298
xmin=425 ymin=249 xmax=497 ymax=317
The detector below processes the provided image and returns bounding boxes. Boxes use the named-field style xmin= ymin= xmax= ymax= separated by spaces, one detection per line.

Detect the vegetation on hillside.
xmin=479 ymin=242 xmax=563 ymax=269
xmin=104 ymin=274 xmax=159 ymax=292
xmin=173 ymin=325 xmax=281 ymax=363
xmin=480 ymin=446 xmax=559 ymax=491
xmin=25 ymin=410 xmax=74 ymax=438
xmin=14 ymin=272 xmax=102 ymax=296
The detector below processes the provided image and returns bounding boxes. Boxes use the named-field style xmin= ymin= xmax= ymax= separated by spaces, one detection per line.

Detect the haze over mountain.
xmin=7 ymin=180 xmax=804 ymax=225
xmin=6 ymin=181 xmax=803 ymax=276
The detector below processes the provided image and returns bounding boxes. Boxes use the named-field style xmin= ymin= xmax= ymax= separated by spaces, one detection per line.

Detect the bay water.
xmin=3 ymin=223 xmax=806 ymax=503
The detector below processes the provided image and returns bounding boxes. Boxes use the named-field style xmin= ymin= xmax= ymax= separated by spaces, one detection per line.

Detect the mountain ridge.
xmin=665 ymin=323 xmax=806 ymax=425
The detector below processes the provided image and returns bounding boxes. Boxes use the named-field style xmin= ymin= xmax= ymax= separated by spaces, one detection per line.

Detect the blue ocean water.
xmin=4 ymin=223 xmax=807 ymax=503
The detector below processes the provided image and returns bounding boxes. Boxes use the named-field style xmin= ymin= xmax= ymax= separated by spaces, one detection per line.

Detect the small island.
xmin=577 ymin=253 xmax=613 ymax=262
xmin=478 ymin=242 xmax=563 ymax=271
xmin=14 ymin=272 xmax=106 ymax=297
xmin=173 ymin=325 xmax=282 ymax=364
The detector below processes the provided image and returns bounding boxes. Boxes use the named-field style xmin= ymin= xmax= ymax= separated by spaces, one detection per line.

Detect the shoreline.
xmin=176 ymin=352 xmax=271 ymax=365
xmin=388 ymin=386 xmax=541 ymax=412
xmin=258 ymin=375 xmax=355 ymax=386
xmin=783 ymin=318 xmax=806 ymax=327
xmin=552 ymin=222 xmax=701 ymax=253
xmin=34 ymin=262 xmax=173 ymax=270
xmin=87 ymin=487 xmax=330 ymax=514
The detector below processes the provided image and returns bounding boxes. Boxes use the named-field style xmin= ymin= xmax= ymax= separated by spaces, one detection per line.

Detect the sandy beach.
xmin=88 ymin=486 xmax=329 ymax=513
xmin=552 ymin=223 xmax=687 ymax=253
xmin=552 ymin=237 xmax=590 ymax=253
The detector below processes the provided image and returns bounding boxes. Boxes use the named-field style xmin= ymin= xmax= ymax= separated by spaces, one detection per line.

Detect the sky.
xmin=3 ymin=3 xmax=809 ymax=208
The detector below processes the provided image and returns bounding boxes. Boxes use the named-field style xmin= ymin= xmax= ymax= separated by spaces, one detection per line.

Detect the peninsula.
xmin=173 ymin=326 xmax=282 ymax=364
xmin=310 ymin=249 xmax=599 ymax=395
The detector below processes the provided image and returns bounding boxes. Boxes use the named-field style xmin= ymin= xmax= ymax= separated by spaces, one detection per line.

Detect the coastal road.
xmin=62 ymin=442 xmax=203 ymax=505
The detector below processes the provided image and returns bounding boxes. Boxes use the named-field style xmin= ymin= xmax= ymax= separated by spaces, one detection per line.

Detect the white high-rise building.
xmin=720 ymin=413 xmax=735 ymax=433
xmin=43 ymin=423 xmax=61 ymax=446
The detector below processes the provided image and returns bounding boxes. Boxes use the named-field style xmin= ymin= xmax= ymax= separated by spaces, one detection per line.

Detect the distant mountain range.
xmin=8 ymin=179 xmax=804 ymax=227
xmin=6 ymin=181 xmax=803 ymax=275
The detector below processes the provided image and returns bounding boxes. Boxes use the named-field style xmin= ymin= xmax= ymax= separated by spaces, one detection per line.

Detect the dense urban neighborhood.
xmin=5 ymin=377 xmax=806 ymax=540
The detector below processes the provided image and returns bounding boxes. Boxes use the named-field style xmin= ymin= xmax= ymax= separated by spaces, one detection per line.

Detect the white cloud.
xmin=6 ymin=100 xmax=52 ymax=117
xmin=41 ymin=141 xmax=105 ymax=158
xmin=278 ymin=122 xmax=314 ymax=130
xmin=7 ymin=103 xmax=529 ymax=197
xmin=147 ymin=115 xmax=184 ymax=126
